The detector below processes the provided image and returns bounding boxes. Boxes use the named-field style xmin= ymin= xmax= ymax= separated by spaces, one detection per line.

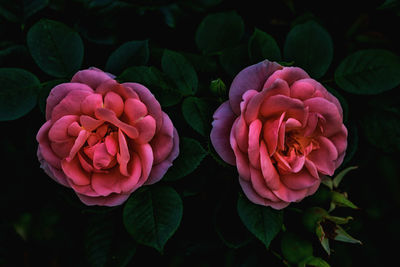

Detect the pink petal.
xmin=239 ymin=177 xmax=290 ymax=209
xmin=66 ymin=130 xmax=90 ymax=161
xmin=46 ymin=83 xmax=93 ymax=120
xmin=105 ymin=132 xmax=118 ymax=156
xmin=210 ymin=101 xmax=236 ymax=165
xmin=124 ymin=98 xmax=148 ymax=124
xmin=67 ymin=121 xmax=82 ymax=137
xmin=305 ymin=159 xmax=319 ymax=178
xmin=123 ymin=82 xmax=163 ymax=131
xmin=37 ymin=146 xmax=69 ymax=187
xmin=263 ymin=67 xmax=309 ymax=89
xmin=78 ymin=151 xmax=93 ymax=173
xmin=260 ymin=141 xmax=280 ymax=190
xmin=150 ymin=112 xmax=174 ymax=164
xmin=117 ymin=129 xmax=130 ymax=176
xmin=146 ymin=127 xmax=179 ymax=185
xmin=51 ymin=90 xmax=93 ymax=122
xmin=280 ymin=169 xmax=319 ymax=190
xmin=48 ymin=115 xmax=79 ymax=142
xmin=272 ymin=183 xmax=308 ymax=203
xmin=229 ymin=60 xmax=282 ymax=115
xmin=303 ymin=97 xmax=343 ymax=137
xmin=132 ymin=143 xmax=153 ymax=187
xmin=93 ymin=143 xmax=115 ymax=170
xmin=263 ymin=112 xmax=285 ymax=156
xmin=290 ymin=79 xmax=317 ymax=100
xmin=71 ymin=68 xmax=113 ymax=90
xmin=230 ymin=119 xmax=251 ymax=180
xmin=80 ymin=115 xmax=104 ymax=131
xmin=50 ymin=139 xmax=74 ymax=159
xmin=330 ymin=124 xmax=348 ymax=168
xmin=75 ymin=192 xmax=130 ymax=207
xmin=61 ymin=157 xmax=91 ymax=185
xmin=104 ymin=91 xmax=124 ymax=117
xmin=260 ymin=94 xmax=305 ymax=119
xmin=285 ymin=118 xmax=302 ymax=129
xmin=133 ymin=115 xmax=156 ymax=144
xmin=250 ymin=167 xmax=280 ymax=201
xmin=307 ymin=136 xmax=338 ymax=176
xmin=234 ymin=116 xmax=249 ymax=153
xmin=95 ymin=108 xmax=138 ymax=139
xmin=81 ymin=94 xmax=103 ymax=117
xmin=248 ymin=119 xmax=262 ymax=167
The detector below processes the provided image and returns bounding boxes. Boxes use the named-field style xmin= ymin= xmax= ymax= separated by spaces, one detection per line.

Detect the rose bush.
xmin=36 ymin=68 xmax=179 ymax=206
xmin=211 ymin=60 xmax=347 ymax=209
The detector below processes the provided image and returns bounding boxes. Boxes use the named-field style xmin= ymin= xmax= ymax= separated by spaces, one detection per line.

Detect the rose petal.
xmin=46 ymin=83 xmax=93 ymax=120
xmin=75 ymin=192 xmax=130 ymax=207
xmin=272 ymin=183 xmax=308 ymax=203
xmin=248 ymin=119 xmax=262 ymax=167
xmin=48 ymin=115 xmax=79 ymax=142
xmin=105 ymin=132 xmax=118 ymax=156
xmin=95 ymin=108 xmax=138 ymax=139
xmin=104 ymin=91 xmax=124 ymax=117
xmin=81 ymin=94 xmax=103 ymax=117
xmin=124 ymin=98 xmax=148 ymax=124
xmin=117 ymin=129 xmax=130 ymax=176
xmin=134 ymin=115 xmax=156 ymax=144
xmin=210 ymin=101 xmax=236 ymax=166
xmin=51 ymin=90 xmax=93 ymax=122
xmin=260 ymin=141 xmax=280 ymax=190
xmin=150 ymin=112 xmax=175 ymax=164
xmin=263 ymin=112 xmax=285 ymax=156
xmin=37 ymin=146 xmax=69 ymax=186
xmin=229 ymin=60 xmax=282 ymax=115
xmin=280 ymin=169 xmax=319 ymax=190
xmin=260 ymin=94 xmax=305 ymax=120
xmin=93 ymin=143 xmax=114 ymax=169
xmin=330 ymin=124 xmax=348 ymax=168
xmin=61 ymin=157 xmax=91 ymax=185
xmin=307 ymin=136 xmax=338 ymax=176
xmin=71 ymin=68 xmax=113 ymax=90
xmin=66 ymin=130 xmax=90 ymax=161
xmin=80 ymin=115 xmax=104 ymax=131
xmin=250 ymin=167 xmax=280 ymax=201
xmin=68 ymin=121 xmax=82 ymax=137
xmin=230 ymin=119 xmax=251 ymax=180
xmin=263 ymin=67 xmax=309 ymax=89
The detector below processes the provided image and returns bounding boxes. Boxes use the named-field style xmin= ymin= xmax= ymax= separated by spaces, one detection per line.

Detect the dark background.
xmin=1 ymin=0 xmax=399 ymax=266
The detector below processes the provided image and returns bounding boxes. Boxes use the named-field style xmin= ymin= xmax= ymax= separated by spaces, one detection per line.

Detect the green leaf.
xmin=334 ymin=225 xmax=362 ymax=244
xmin=209 ymin=78 xmax=227 ymax=99
xmin=105 ymin=40 xmax=149 ymax=75
xmin=280 ymin=232 xmax=313 ymax=264
xmin=195 ymin=11 xmax=244 ymax=54
xmin=164 ymin=137 xmax=208 ymax=181
xmin=219 ymin=44 xmax=249 ymax=77
xmin=119 ymin=66 xmax=182 ymax=107
xmin=361 ymin=109 xmax=400 ymax=152
xmin=85 ymin=214 xmax=115 ymax=267
xmin=161 ymin=49 xmax=198 ymax=95
xmin=237 ymin=193 xmax=283 ymax=248
xmin=38 ymin=79 xmax=67 ymax=114
xmin=333 ymin=166 xmax=358 ymax=188
xmin=284 ymin=21 xmax=333 ymax=78
xmin=331 ymin=191 xmax=358 ymax=210
xmin=105 ymin=233 xmax=136 ymax=267
xmin=0 ymin=68 xmax=40 ymax=121
xmin=334 ymin=49 xmax=400 ymax=95
xmin=182 ymin=97 xmax=216 ymax=136
xmin=123 ymin=186 xmax=183 ymax=252
xmin=23 ymin=0 xmax=49 ymax=21
xmin=303 ymin=256 xmax=331 ymax=267
xmin=27 ymin=19 xmax=84 ymax=78
xmin=324 ymin=215 xmax=353 ymax=225
xmin=248 ymin=28 xmax=281 ymax=63
xmin=316 ymin=224 xmax=330 ymax=255
xmin=302 ymin=207 xmax=328 ymax=233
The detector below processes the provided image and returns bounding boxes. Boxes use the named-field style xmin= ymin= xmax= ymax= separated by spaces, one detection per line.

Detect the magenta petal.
xmin=260 ymin=94 xmax=304 ymax=119
xmin=210 ymin=101 xmax=236 ymax=166
xmin=248 ymin=119 xmax=262 ymax=167
xmin=51 ymin=90 xmax=93 ymax=122
xmin=281 ymin=169 xmax=319 ymax=190
xmin=95 ymin=108 xmax=138 ymax=139
xmin=117 ymin=129 xmax=130 ymax=176
xmin=123 ymin=83 xmax=163 ymax=131
xmin=259 ymin=141 xmax=280 ymax=190
xmin=307 ymin=136 xmax=338 ymax=176
xmin=272 ymin=183 xmax=308 ymax=203
xmin=124 ymin=98 xmax=148 ymax=124
xmin=134 ymin=115 xmax=156 ymax=144
xmin=230 ymin=120 xmax=251 ymax=180
xmin=330 ymin=124 xmax=348 ymax=168
xmin=61 ymin=157 xmax=91 ymax=185
xmin=229 ymin=60 xmax=282 ymax=115
xmin=133 ymin=143 xmax=154 ymax=185
xmin=104 ymin=91 xmax=124 ymax=117
xmin=37 ymin=146 xmax=69 ymax=187
xmin=48 ymin=115 xmax=79 ymax=143
xmin=46 ymin=83 xmax=94 ymax=120
xmin=263 ymin=112 xmax=285 ymax=156
xmin=150 ymin=112 xmax=174 ymax=164
xmin=263 ymin=67 xmax=310 ymax=88
xmin=81 ymin=94 xmax=103 ymax=116
xmin=76 ymin=192 xmax=130 ymax=206
xmin=71 ymin=68 xmax=113 ymax=90
xmin=250 ymin=167 xmax=280 ymax=201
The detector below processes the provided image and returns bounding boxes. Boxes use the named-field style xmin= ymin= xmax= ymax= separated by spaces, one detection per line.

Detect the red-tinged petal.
xmin=78 ymin=151 xmax=93 ymax=173
xmin=290 ymin=79 xmax=316 ymax=100
xmin=210 ymin=101 xmax=236 ymax=165
xmin=234 ymin=116 xmax=249 ymax=153
xmin=306 ymin=179 xmax=321 ymax=196
xmin=48 ymin=115 xmax=79 ymax=142
xmin=230 ymin=120 xmax=251 ymax=180
xmin=95 ymin=108 xmax=138 ymax=139
xmin=263 ymin=67 xmax=309 ymax=89
xmin=134 ymin=115 xmax=156 ymax=144
xmin=81 ymin=94 xmax=103 ymax=117
xmin=51 ymin=90 xmax=93 ymax=122
xmin=80 ymin=115 xmax=104 ymax=131
xmin=250 ymin=167 xmax=280 ymax=201
xmin=260 ymin=141 xmax=280 ymax=190
xmin=272 ymin=183 xmax=309 ymax=203
xmin=133 ymin=143 xmax=153 ymax=185
xmin=123 ymin=82 xmax=163 ymax=131
xmin=37 ymin=121 xmax=62 ymax=168
xmin=229 ymin=60 xmax=282 ymax=115
xmin=307 ymin=136 xmax=338 ymax=176
xmin=93 ymin=143 xmax=114 ymax=170
xmin=285 ymin=118 xmax=302 ymax=129
xmin=146 ymin=127 xmax=179 ymax=185
xmin=260 ymin=94 xmax=304 ymax=119
xmin=50 ymin=139 xmax=75 ymax=159
xmin=68 ymin=121 xmax=82 ymax=137
xmin=104 ymin=91 xmax=124 ymax=117
xmin=330 ymin=124 xmax=348 ymax=168
xmin=248 ymin=119 xmax=262 ymax=167
xmin=71 ymin=68 xmax=113 ymax=90
xmin=281 ymin=168 xmax=319 ymax=190
xmin=305 ymin=159 xmax=319 ymax=178
xmin=105 ymin=132 xmax=118 ymax=156
xmin=263 ymin=113 xmax=285 ymax=156
xmin=76 ymin=192 xmax=130 ymax=207
xmin=117 ymin=129 xmax=130 ymax=176
xmin=46 ymin=83 xmax=93 ymax=120
xmin=119 ymin=151 xmax=142 ymax=193
xmin=124 ymin=98 xmax=148 ymax=124
xmin=304 ymin=97 xmax=343 ymax=137
xmin=66 ymin=130 xmax=90 ymax=161
xmin=239 ymin=177 xmax=290 ymax=209
xmin=61 ymin=157 xmax=91 ymax=185
xmin=150 ymin=112 xmax=174 ymax=164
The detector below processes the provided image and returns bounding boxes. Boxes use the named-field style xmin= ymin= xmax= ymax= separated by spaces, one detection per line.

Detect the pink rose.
xmin=210 ymin=60 xmax=347 ymax=209
xmin=37 ymin=68 xmax=179 ymax=206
